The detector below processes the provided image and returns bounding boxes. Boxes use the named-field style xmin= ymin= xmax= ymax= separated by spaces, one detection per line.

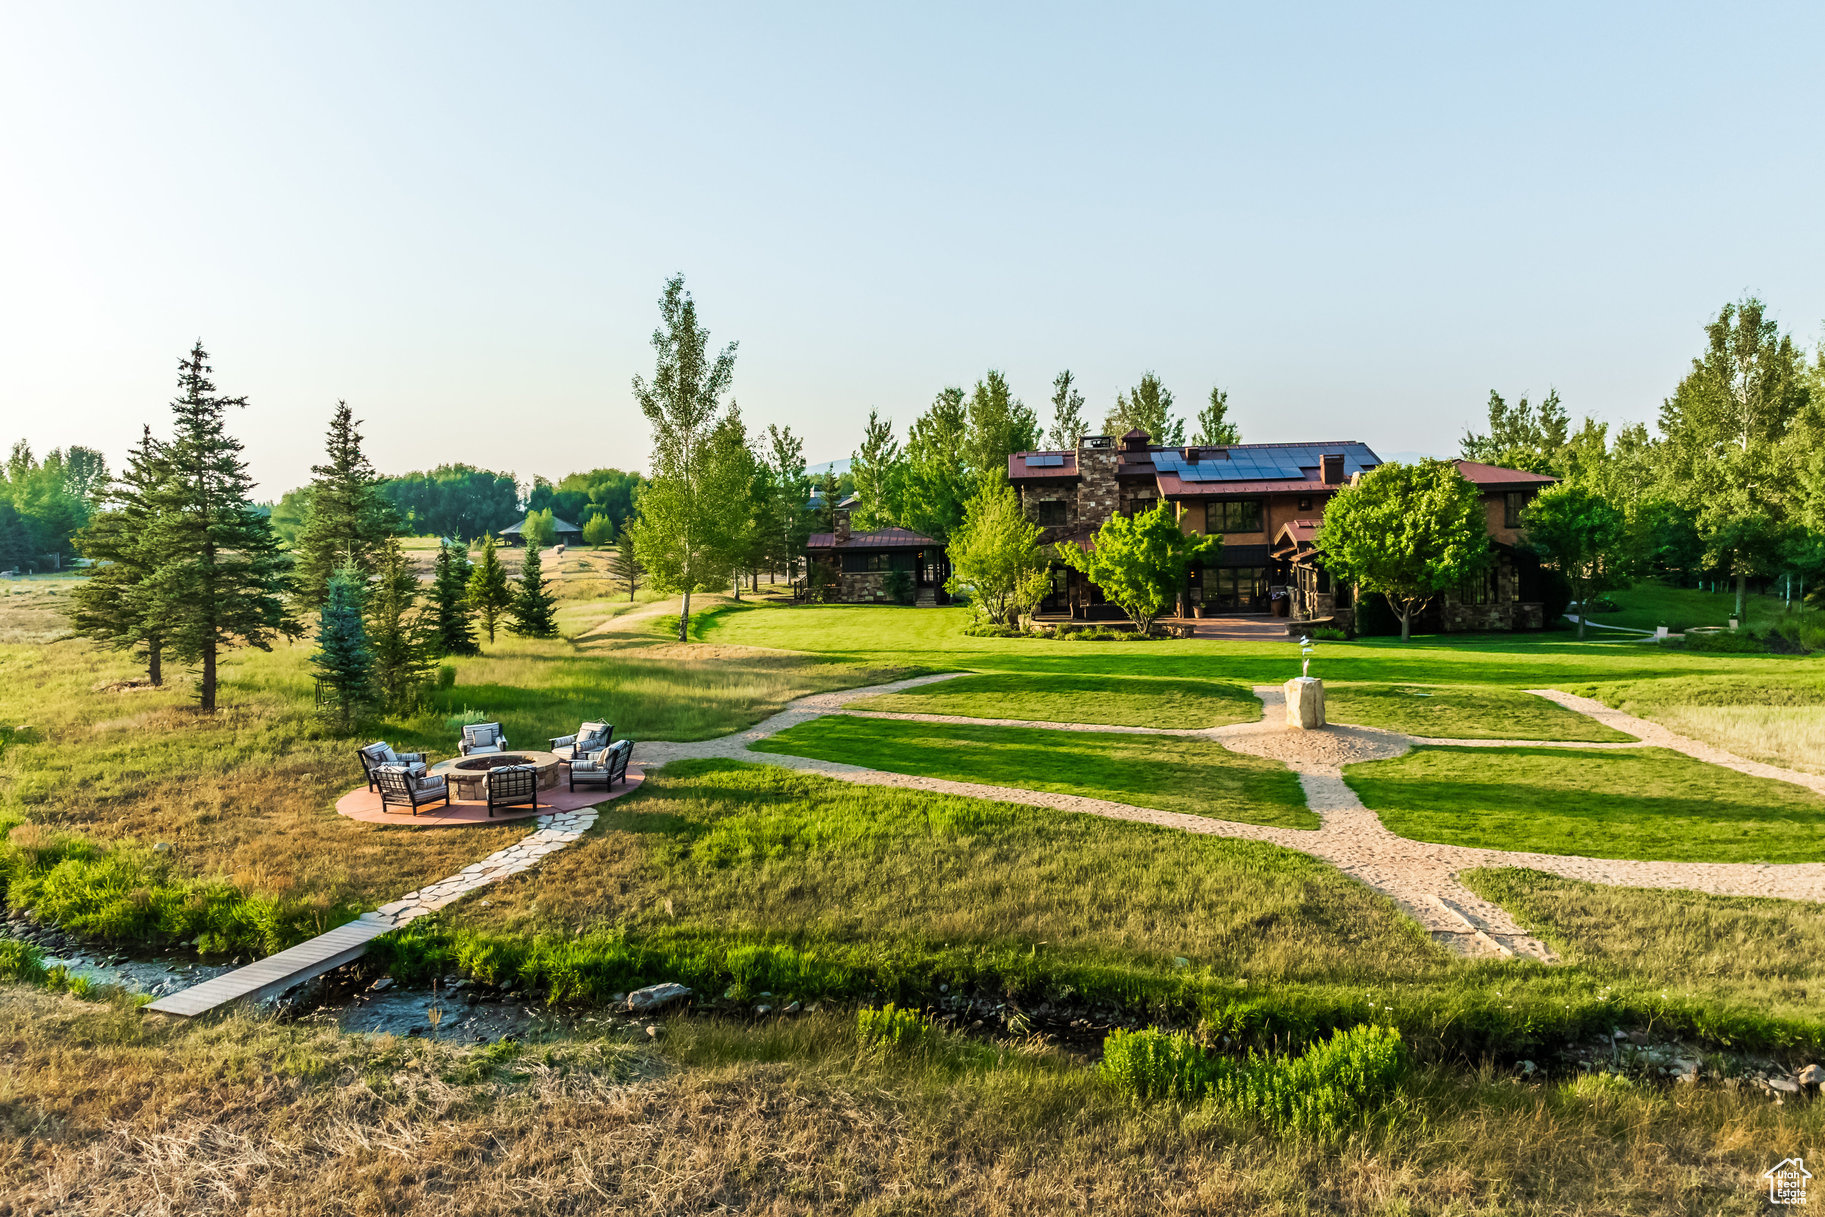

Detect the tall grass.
xmin=1101 ymin=1023 xmax=1410 ymax=1135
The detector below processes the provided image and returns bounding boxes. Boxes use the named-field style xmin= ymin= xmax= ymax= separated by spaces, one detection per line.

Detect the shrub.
xmin=0 ymin=937 xmax=48 ymax=984
xmin=1681 ymin=629 xmax=1770 ymax=654
xmin=1307 ymin=626 xmax=1349 ymax=641
xmin=0 ymin=827 xmax=360 ymax=956
xmin=1053 ymin=625 xmax=1164 ymax=641
xmin=962 ymin=621 xmax=1025 ymax=638
xmin=857 ymin=1002 xmax=938 ymax=1052
xmin=881 ymin=569 xmax=916 ymax=606
xmin=1102 ymin=1023 xmax=1409 ymax=1136
xmin=444 ymin=707 xmax=491 ymax=732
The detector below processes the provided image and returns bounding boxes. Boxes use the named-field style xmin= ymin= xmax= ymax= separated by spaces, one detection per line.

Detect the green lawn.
xmin=748 ymin=714 xmax=1316 ymax=828
xmin=1587 ymin=583 xmax=1800 ymax=633
xmin=1347 ymin=745 xmax=1825 ymax=862
xmin=849 ymin=671 xmax=1262 ymax=728
xmin=704 ymin=603 xmax=1825 ymax=692
xmin=1462 ymin=867 xmax=1825 ymax=1021
xmin=1323 ymin=683 xmax=1634 ymax=741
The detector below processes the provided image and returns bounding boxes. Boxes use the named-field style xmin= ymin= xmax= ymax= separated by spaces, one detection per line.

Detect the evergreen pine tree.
xmin=615 ymin=529 xmax=643 ymax=601
xmin=465 ymin=533 xmax=512 ymax=644
xmin=69 ymin=425 xmax=171 ymax=684
xmin=368 ymin=536 xmax=439 ymax=708
xmin=431 ymin=538 xmax=479 ymax=656
xmin=311 ymin=564 xmax=372 ymax=727
xmin=508 ymin=541 xmax=559 ymax=637
xmin=293 ymin=401 xmax=398 ymax=606
xmin=141 ymin=342 xmax=298 ymax=711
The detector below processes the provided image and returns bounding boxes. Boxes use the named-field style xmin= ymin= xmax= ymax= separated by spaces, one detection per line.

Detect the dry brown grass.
xmin=0 ymin=986 xmax=1815 ymax=1215
xmin=0 ymin=579 xmax=78 ymax=645
xmin=1645 ymin=704 xmax=1825 ymax=774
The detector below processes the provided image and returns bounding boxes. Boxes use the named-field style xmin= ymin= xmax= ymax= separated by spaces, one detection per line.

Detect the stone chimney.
xmin=833 ymin=508 xmax=851 ymax=544
xmin=1321 ymin=453 xmax=1345 ymax=485
xmin=1076 ymin=436 xmax=1119 ymax=525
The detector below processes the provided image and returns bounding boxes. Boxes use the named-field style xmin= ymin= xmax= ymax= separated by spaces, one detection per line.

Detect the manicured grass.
xmin=704 ymin=603 xmax=1825 ymax=692
xmin=446 ymin=759 xmax=1425 ymax=982
xmin=1323 ymin=682 xmax=1634 ymax=741
xmin=1462 ymin=867 xmax=1825 ymax=1022
xmin=1347 ymin=745 xmax=1825 ymax=862
xmin=749 ymin=715 xmax=1317 ymax=828
xmin=848 ymin=671 xmax=1262 ymax=728
xmin=1586 ymin=583 xmax=1803 ymax=633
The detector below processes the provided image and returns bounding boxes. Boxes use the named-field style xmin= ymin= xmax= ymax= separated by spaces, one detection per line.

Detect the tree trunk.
xmin=201 ymin=641 xmax=216 ymax=711
xmin=1576 ymin=605 xmax=1586 ymax=640
xmin=731 ymin=574 xmax=741 ymax=602
xmin=1399 ymin=606 xmax=1411 ymax=642
xmin=1735 ymin=571 xmax=1747 ymax=621
xmin=679 ymin=590 xmax=691 ymax=641
xmin=147 ymin=638 xmax=162 ymax=687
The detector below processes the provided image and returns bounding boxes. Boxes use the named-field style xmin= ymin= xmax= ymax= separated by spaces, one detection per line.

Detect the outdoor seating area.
xmin=333 ymin=719 xmax=642 ymax=827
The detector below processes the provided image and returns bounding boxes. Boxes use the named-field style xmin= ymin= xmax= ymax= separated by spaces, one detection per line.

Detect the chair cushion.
xmin=363 ymin=743 xmax=398 ymax=766
xmin=462 ymin=723 xmax=502 ymax=748
xmin=467 ymin=742 xmax=502 ymax=755
xmin=414 ymin=774 xmax=447 ymax=794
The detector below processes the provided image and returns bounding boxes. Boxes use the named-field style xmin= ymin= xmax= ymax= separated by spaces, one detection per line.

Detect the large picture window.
xmin=1202 ymin=566 xmax=1268 ymax=611
xmin=1204 ymin=499 xmax=1264 ymax=533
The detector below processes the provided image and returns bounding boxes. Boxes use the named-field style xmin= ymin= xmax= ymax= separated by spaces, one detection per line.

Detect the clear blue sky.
xmin=3 ymin=2 xmax=1822 ymax=495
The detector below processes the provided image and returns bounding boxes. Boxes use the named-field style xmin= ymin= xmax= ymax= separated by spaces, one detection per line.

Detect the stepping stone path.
xmin=146 ymin=810 xmax=598 ymax=1017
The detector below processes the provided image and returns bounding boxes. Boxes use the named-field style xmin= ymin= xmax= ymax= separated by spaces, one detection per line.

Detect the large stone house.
xmin=1008 ymin=430 xmax=1556 ymax=632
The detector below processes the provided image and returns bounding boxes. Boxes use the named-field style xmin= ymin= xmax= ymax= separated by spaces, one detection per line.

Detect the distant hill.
xmin=807 ymin=457 xmax=853 ymax=477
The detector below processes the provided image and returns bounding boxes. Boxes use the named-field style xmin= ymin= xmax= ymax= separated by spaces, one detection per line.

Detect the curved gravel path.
xmin=632 ymin=674 xmax=1825 ymax=962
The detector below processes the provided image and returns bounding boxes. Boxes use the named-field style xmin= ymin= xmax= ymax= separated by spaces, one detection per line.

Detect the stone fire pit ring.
xmin=428 ymin=749 xmax=563 ymax=801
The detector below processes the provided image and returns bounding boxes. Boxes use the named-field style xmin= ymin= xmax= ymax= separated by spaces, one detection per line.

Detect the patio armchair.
xmin=569 ymin=738 xmax=632 ymax=792
xmin=375 ymin=763 xmax=451 ymax=816
xmin=485 ymin=763 xmax=540 ymax=817
xmin=359 ymin=742 xmax=427 ymax=792
xmin=459 ymin=722 xmax=510 ymax=756
xmin=549 ymin=721 xmax=613 ymax=763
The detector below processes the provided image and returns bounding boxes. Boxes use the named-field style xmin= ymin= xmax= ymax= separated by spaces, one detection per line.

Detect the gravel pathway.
xmin=629 ymin=675 xmax=1825 ymax=963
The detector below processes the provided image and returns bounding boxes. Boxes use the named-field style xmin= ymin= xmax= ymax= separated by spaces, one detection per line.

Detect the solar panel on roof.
xmin=1026 ymin=453 xmax=1065 ymax=467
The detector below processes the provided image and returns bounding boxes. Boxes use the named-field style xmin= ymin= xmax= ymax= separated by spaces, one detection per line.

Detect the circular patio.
xmin=335 ymin=756 xmax=644 ymax=827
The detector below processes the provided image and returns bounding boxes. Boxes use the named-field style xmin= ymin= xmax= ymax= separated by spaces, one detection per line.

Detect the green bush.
xmin=856 ymin=1002 xmax=938 ymax=1052
xmin=0 ymin=824 xmax=360 ymax=956
xmin=1102 ymin=1023 xmax=1409 ymax=1136
xmin=444 ymin=707 xmax=492 ymax=731
xmin=962 ymin=621 xmax=1025 ymax=638
xmin=1307 ymin=626 xmax=1349 ymax=641
xmin=881 ymin=569 xmax=916 ymax=606
xmin=0 ymin=937 xmax=48 ymax=984
xmin=1681 ymin=630 xmax=1770 ymax=654
xmin=1053 ymin=625 xmax=1163 ymax=641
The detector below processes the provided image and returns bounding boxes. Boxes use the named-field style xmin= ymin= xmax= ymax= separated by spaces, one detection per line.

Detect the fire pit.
xmin=455 ymin=754 xmax=534 ymax=772
xmin=429 ymin=749 xmax=562 ymax=800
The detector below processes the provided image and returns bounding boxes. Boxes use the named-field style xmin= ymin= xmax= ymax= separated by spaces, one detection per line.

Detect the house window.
xmin=1504 ymin=491 xmax=1530 ymax=528
xmin=1458 ymin=568 xmax=1495 ymax=606
xmin=1203 ymin=566 xmax=1268 ymax=611
xmin=1126 ymin=496 xmax=1158 ymax=517
xmin=1036 ymin=499 xmax=1067 ymax=526
xmin=1204 ymin=499 xmax=1264 ymax=533
xmin=841 ymin=552 xmax=914 ymax=573
xmin=1298 ymin=496 xmax=1313 ymax=511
